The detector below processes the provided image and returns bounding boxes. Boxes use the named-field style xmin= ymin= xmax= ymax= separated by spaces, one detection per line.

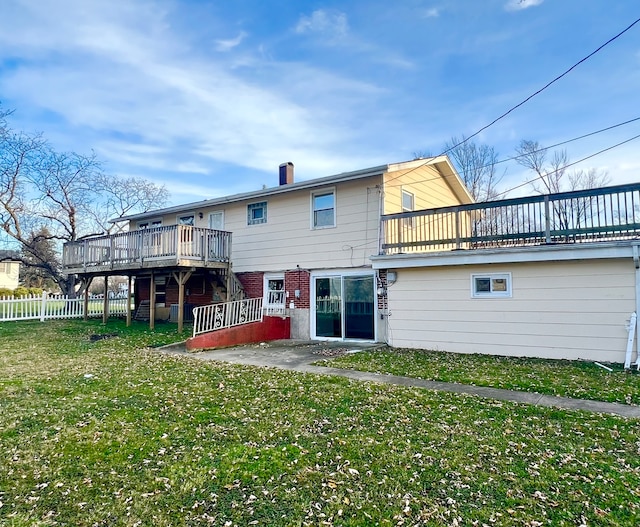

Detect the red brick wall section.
xmin=186 ymin=315 xmax=291 ymax=351
xmin=285 ymin=269 xmax=310 ymax=309
xmin=136 ymin=278 xmax=150 ymax=308
xmin=165 ymin=275 xmax=214 ymax=306
xmin=236 ymin=271 xmax=264 ymax=299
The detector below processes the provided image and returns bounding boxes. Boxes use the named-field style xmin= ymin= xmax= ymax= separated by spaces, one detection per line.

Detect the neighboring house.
xmin=61 ymin=157 xmax=472 ymax=339
xmin=0 ymin=250 xmax=20 ymax=290
xmin=371 ymin=182 xmax=640 ymax=363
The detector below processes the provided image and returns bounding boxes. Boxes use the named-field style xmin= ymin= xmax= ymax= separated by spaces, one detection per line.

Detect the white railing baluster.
xmin=0 ymin=294 xmax=131 ymax=322
xmin=192 ymin=297 xmax=264 ymax=337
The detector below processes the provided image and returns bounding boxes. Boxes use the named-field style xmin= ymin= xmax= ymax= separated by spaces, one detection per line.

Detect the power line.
xmin=383 ymin=116 xmax=640 ymax=188
xmin=492 ymin=132 xmax=640 ymax=199
xmin=493 ymin=116 xmax=640 ymax=167
xmin=384 ymin=17 xmax=640 ymax=187
xmin=441 ymin=16 xmax=640 ymax=156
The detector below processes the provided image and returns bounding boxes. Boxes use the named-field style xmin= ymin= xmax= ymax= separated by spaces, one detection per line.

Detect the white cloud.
xmin=422 ymin=8 xmax=440 ymax=18
xmin=295 ymin=9 xmax=349 ymax=39
xmin=0 ymin=0 xmax=384 ymax=187
xmin=215 ymin=31 xmax=247 ymax=52
xmin=505 ymin=0 xmax=544 ymax=11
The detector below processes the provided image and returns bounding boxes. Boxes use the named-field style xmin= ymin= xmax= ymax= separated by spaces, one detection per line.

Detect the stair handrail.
xmin=192 ymin=297 xmax=263 ymax=337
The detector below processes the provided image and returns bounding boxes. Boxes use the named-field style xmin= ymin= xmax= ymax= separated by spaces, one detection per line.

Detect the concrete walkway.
xmin=157 ymin=340 xmax=640 ymax=419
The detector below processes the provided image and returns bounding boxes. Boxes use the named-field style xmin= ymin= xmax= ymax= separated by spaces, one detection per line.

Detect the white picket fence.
xmin=0 ymin=293 xmax=131 ymax=322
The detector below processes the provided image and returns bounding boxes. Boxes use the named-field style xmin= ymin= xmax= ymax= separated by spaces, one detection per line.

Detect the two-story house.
xmin=62 ymin=157 xmax=472 ymax=340
xmin=62 ymin=158 xmax=640 ymax=365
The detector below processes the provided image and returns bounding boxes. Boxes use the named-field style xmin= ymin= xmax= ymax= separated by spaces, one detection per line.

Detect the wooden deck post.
xmin=150 ymin=272 xmax=156 ymax=330
xmin=544 ymin=195 xmax=551 ymax=243
xmin=102 ymin=275 xmax=109 ymax=324
xmin=226 ymin=264 xmax=232 ymax=302
xmin=83 ymin=276 xmax=93 ymax=321
xmin=126 ymin=275 xmax=132 ymax=327
xmin=172 ymin=270 xmax=193 ymax=333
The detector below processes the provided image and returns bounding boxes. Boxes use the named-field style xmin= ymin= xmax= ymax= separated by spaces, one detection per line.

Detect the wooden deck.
xmin=380 ymin=182 xmax=640 ymax=255
xmin=62 ymin=225 xmax=231 ymax=275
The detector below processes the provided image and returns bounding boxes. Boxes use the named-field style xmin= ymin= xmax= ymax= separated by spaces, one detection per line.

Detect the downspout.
xmin=377 ymin=184 xmax=384 ymax=256
xmin=630 ymin=243 xmax=640 ymax=368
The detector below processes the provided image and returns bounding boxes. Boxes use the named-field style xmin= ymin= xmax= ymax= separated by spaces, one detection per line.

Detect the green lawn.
xmin=322 ymin=347 xmax=640 ymax=406
xmin=1 ymin=320 xmax=640 ymax=526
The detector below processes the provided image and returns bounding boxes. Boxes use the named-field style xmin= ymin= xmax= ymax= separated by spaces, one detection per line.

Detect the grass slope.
xmin=323 ymin=348 xmax=640 ymax=405
xmin=1 ymin=320 xmax=639 ymax=526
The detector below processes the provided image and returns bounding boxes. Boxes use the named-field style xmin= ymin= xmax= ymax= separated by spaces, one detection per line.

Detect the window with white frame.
xmin=402 ymin=189 xmax=415 ymax=228
xmin=312 ymin=189 xmax=336 ymax=229
xmin=264 ymin=274 xmax=285 ymax=314
xmin=402 ymin=189 xmax=415 ymax=213
xmin=471 ymin=273 xmax=512 ymax=298
xmin=209 ymin=211 xmax=224 ymax=230
xmin=137 ymin=219 xmax=162 ymax=229
xmin=177 ymin=214 xmax=195 ymax=226
xmin=248 ymin=202 xmax=267 ymax=225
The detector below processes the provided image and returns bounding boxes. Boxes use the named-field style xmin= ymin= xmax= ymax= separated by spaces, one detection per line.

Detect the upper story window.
xmin=248 ymin=202 xmax=267 ymax=225
xmin=177 ymin=214 xmax=195 ymax=226
xmin=137 ymin=219 xmax=162 ymax=229
xmin=471 ymin=273 xmax=512 ymax=298
xmin=402 ymin=189 xmax=415 ymax=228
xmin=402 ymin=189 xmax=415 ymax=212
xmin=209 ymin=211 xmax=224 ymax=230
xmin=312 ymin=189 xmax=336 ymax=229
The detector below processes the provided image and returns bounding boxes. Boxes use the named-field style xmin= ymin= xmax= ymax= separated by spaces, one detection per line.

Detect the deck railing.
xmin=63 ymin=225 xmax=231 ymax=272
xmin=192 ymin=297 xmax=263 ymax=337
xmin=381 ymin=182 xmax=640 ymax=255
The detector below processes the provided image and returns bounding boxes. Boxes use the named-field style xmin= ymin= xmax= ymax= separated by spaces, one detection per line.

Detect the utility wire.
xmin=441 ymin=16 xmax=640 ymax=156
xmin=491 ymin=132 xmax=640 ymax=199
xmin=383 ymin=17 xmax=640 ymax=187
xmin=383 ymin=116 xmax=640 ymax=188
xmin=492 ymin=116 xmax=640 ymax=167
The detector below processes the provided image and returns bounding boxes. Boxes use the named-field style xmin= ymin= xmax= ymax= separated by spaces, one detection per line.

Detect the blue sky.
xmin=0 ymin=0 xmax=639 ymax=205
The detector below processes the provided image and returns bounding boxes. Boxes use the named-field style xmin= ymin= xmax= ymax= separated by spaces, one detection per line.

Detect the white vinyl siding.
xmin=224 ymin=177 xmax=381 ymax=272
xmin=386 ymin=259 xmax=635 ymax=362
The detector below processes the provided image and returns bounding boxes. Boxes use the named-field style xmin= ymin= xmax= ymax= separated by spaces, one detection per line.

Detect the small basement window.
xmin=471 ymin=273 xmax=512 ymax=298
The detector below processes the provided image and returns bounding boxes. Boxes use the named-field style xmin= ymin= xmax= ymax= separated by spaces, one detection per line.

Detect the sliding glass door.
xmin=314 ymin=274 xmax=375 ymax=340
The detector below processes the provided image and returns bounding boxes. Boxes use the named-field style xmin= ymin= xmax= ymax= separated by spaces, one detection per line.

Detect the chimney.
xmin=279 ymin=162 xmax=294 ymax=185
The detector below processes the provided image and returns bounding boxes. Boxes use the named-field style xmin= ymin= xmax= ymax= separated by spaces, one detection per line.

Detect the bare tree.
xmin=515 ymin=140 xmax=610 ymax=194
xmin=415 ymin=137 xmax=504 ymax=202
xmin=515 ymin=140 xmax=611 ymax=236
xmin=0 ymin=106 xmax=169 ymax=295
xmin=443 ymin=136 xmax=504 ymax=202
xmin=91 ymin=173 xmax=169 ymax=234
